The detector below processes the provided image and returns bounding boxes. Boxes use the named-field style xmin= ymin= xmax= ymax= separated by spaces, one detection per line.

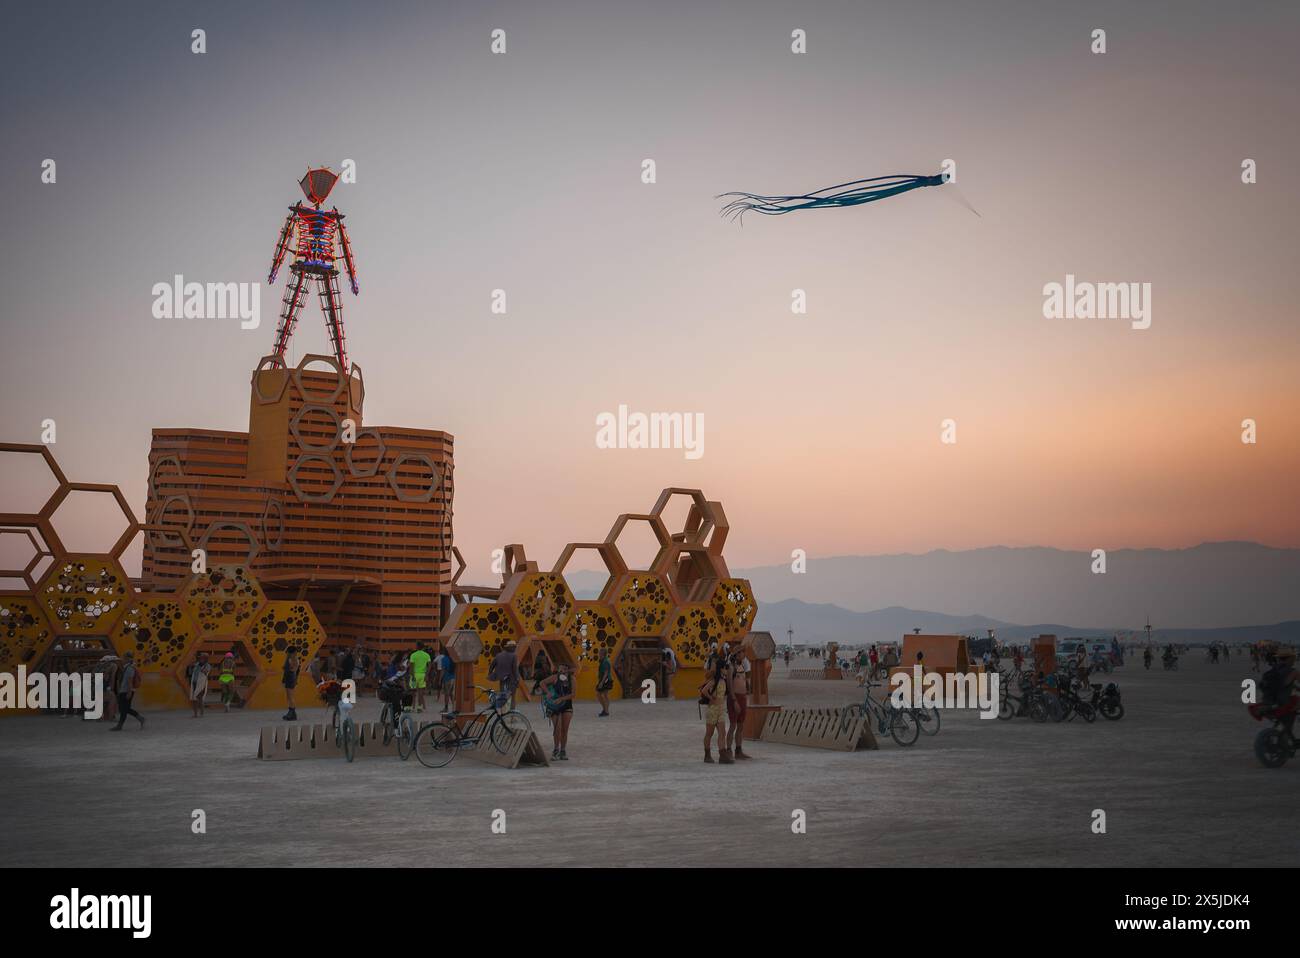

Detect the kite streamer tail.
xmin=717 ymin=172 xmax=947 ymax=223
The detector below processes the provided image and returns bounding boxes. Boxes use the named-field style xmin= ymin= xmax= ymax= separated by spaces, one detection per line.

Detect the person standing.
xmin=661 ymin=645 xmax=677 ymax=697
xmin=409 ymin=642 xmax=431 ymax=713
xmin=188 ymin=651 xmax=211 ymax=718
xmin=338 ymin=647 xmax=355 ymax=684
xmin=438 ymin=645 xmax=456 ymax=711
xmin=282 ymin=650 xmax=301 ymax=721
xmin=487 ymin=640 xmax=519 ymax=704
xmin=110 ymin=651 xmax=145 ymax=731
xmin=701 ymin=657 xmax=729 ymax=764
xmin=727 ymin=650 xmax=752 ymax=760
xmin=539 ymin=663 xmax=575 ymax=760
xmin=595 ymin=647 xmax=614 ymax=716
xmin=530 ymin=647 xmax=551 ymax=695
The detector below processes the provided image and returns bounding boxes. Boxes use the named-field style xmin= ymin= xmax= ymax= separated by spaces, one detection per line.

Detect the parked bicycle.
xmin=838 ymin=681 xmax=920 ymax=746
xmin=377 ymin=676 xmax=418 ymax=760
xmin=412 ymin=685 xmax=532 ymax=768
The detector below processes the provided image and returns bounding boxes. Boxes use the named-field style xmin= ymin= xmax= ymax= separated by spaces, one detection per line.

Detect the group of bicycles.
xmin=997 ymin=670 xmax=1125 ymax=723
xmin=323 ymin=681 xmax=532 ymax=766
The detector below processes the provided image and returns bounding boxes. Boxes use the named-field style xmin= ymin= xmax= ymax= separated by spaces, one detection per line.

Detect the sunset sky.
xmin=1 ymin=0 xmax=1297 ymax=582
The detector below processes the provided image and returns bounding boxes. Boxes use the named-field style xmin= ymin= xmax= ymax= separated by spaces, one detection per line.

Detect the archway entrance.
xmin=615 ymin=637 xmax=669 ymax=699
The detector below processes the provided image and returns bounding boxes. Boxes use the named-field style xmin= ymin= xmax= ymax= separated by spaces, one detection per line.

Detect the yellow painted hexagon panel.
xmin=504 ymin=572 xmax=575 ymax=636
xmin=245 ymin=600 xmax=326 ymax=670
xmin=448 ymin=602 xmax=521 ymax=663
xmin=610 ymin=572 xmax=674 ymax=637
xmin=181 ymin=566 xmax=267 ymax=637
xmin=0 ymin=595 xmax=56 ymax=672
xmin=709 ymin=578 xmax=757 ymax=644
xmin=112 ymin=597 xmax=200 ymax=671
xmin=667 ymin=603 xmax=726 ymax=668
xmin=37 ymin=556 xmax=131 ymax=634
xmin=564 ymin=601 xmax=624 ymax=664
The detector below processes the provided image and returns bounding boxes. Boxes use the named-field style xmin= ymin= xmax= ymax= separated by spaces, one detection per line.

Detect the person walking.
xmin=282 ymin=650 xmax=301 ymax=721
xmin=188 ymin=651 xmax=211 ymax=718
xmin=539 ymin=663 xmax=575 ymax=760
xmin=409 ymin=642 xmax=432 ymax=712
xmin=595 ymin=647 xmax=614 ymax=717
xmin=218 ymin=651 xmax=238 ymax=711
xmin=701 ymin=657 xmax=729 ymax=764
xmin=110 ymin=651 xmax=145 ymax=731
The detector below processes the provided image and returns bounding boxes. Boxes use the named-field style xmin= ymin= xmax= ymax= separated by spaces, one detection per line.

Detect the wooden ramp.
xmin=256 ymin=721 xmax=400 ymax=761
xmin=459 ymin=728 xmax=551 ymax=769
xmin=758 ymin=707 xmax=877 ymax=751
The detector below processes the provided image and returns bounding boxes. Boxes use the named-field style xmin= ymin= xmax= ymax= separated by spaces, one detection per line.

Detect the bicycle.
xmin=838 ymin=681 xmax=920 ymax=746
xmin=378 ymin=693 xmax=419 ymax=760
xmin=331 ymin=697 xmax=357 ymax=762
xmin=412 ymin=685 xmax=533 ymax=768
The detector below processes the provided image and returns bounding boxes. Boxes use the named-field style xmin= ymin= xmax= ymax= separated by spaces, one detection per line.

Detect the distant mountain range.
xmin=751 ymin=599 xmax=1300 ymax=647
xmin=565 ymin=541 xmax=1300 ymax=636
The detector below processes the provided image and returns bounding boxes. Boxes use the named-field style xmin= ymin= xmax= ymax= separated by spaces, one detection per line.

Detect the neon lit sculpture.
xmin=718 ymin=172 xmax=947 ymax=222
xmin=267 ymin=167 xmax=359 ymax=370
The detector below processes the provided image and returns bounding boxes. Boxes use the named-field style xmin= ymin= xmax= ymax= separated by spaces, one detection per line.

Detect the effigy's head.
xmin=299 ymin=167 xmax=339 ymax=205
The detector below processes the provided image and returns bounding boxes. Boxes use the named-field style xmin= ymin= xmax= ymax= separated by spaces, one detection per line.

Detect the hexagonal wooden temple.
xmin=141 ymin=354 xmax=453 ymax=654
xmin=1 ymin=362 xmax=758 ymax=709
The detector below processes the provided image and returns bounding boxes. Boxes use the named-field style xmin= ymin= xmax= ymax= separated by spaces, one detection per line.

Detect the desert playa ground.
xmin=0 ymin=656 xmax=1294 ymax=867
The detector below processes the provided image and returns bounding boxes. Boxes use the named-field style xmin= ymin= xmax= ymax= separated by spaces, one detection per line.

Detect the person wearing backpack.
xmin=701 ymin=657 xmax=730 ymax=764
xmin=111 ymin=651 xmax=145 ymax=731
xmin=538 ymin=663 xmax=575 ymax=760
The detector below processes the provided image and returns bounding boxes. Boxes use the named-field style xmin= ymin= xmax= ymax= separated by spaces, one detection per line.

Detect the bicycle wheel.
xmin=413 ymin=721 xmax=459 ymax=768
xmin=916 ymin=706 xmax=941 ymax=736
xmin=998 ymin=696 xmax=1016 ymax=721
xmin=1100 ymin=699 xmax=1124 ymax=721
xmin=379 ymin=704 xmax=394 ymax=745
xmin=397 ymin=714 xmax=417 ymax=760
xmin=839 ymin=703 xmax=865 ymax=734
xmin=1076 ymin=701 xmax=1097 ymax=723
xmin=490 ymin=710 xmax=531 ymax=752
xmin=1028 ymin=698 xmax=1049 ymax=723
xmin=330 ymin=704 xmax=340 ymax=734
xmin=342 ymin=716 xmax=356 ymax=763
xmin=888 ymin=709 xmax=920 ymax=746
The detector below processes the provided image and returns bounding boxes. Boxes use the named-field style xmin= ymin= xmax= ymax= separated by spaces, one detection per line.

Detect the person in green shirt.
xmin=595 ymin=647 xmax=614 ymax=717
xmin=408 ymin=643 xmax=432 ymax=713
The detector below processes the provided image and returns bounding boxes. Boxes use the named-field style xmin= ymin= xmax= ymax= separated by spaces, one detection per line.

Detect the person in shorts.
xmin=701 ymin=657 xmax=729 ymax=764
xmin=408 ymin=642 xmax=431 ymax=712
xmin=282 ymin=650 xmax=300 ymax=721
xmin=538 ymin=663 xmax=575 ymax=760
xmin=726 ymin=650 xmax=751 ymax=760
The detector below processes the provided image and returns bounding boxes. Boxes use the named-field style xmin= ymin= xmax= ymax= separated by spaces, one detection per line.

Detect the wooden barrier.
xmin=758 ymin=707 xmax=877 ymax=751
xmin=458 ymin=727 xmax=550 ymax=769
xmin=787 ymin=668 xmax=849 ymax=680
xmin=256 ymin=721 xmax=399 ymax=761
